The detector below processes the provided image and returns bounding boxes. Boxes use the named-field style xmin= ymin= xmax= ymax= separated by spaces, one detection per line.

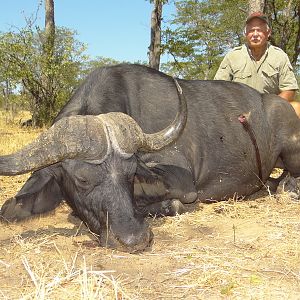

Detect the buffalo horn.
xmin=0 ymin=78 xmax=187 ymax=175
xmin=142 ymin=78 xmax=187 ymax=151
xmin=97 ymin=78 xmax=187 ymax=154
xmin=0 ymin=115 xmax=109 ymax=175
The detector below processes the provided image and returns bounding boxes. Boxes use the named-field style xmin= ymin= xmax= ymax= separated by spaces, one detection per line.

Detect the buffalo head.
xmin=0 ymin=79 xmax=187 ymax=252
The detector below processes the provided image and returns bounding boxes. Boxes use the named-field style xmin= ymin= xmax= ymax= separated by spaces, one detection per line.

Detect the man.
xmin=214 ymin=12 xmax=300 ymax=115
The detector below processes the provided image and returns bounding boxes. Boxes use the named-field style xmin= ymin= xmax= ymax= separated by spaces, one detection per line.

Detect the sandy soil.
xmin=1 ymin=116 xmax=300 ymax=299
xmin=1 ymin=173 xmax=300 ymax=299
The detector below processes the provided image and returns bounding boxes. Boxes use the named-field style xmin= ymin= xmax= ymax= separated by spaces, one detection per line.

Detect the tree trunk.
xmin=292 ymin=3 xmax=300 ymax=66
xmin=248 ymin=0 xmax=265 ymax=14
xmin=34 ymin=0 xmax=56 ymax=126
xmin=45 ymin=0 xmax=55 ymax=53
xmin=149 ymin=0 xmax=163 ymax=70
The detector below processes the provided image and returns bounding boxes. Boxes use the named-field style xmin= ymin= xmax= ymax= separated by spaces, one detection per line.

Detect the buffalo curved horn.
xmin=0 ymin=77 xmax=187 ymax=175
xmin=142 ymin=78 xmax=187 ymax=151
xmin=97 ymin=77 xmax=187 ymax=154
xmin=0 ymin=115 xmax=110 ymax=175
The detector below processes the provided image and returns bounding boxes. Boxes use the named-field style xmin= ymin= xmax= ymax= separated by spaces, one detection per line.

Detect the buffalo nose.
xmin=120 ymin=227 xmax=153 ymax=253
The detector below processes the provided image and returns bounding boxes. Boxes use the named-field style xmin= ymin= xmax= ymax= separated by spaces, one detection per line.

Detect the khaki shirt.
xmin=214 ymin=44 xmax=299 ymax=94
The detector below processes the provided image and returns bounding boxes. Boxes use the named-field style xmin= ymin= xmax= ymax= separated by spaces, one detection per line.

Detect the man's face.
xmin=245 ymin=18 xmax=271 ymax=49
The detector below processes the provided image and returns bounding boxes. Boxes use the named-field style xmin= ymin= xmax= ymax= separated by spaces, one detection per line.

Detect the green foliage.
xmin=148 ymin=0 xmax=169 ymax=5
xmin=162 ymin=0 xmax=248 ymax=79
xmin=249 ymin=274 xmax=263 ymax=285
xmin=162 ymin=0 xmax=299 ymax=79
xmin=85 ymin=56 xmax=122 ymax=74
xmin=0 ymin=25 xmax=88 ymax=126
xmin=84 ymin=56 xmax=148 ymax=76
xmin=265 ymin=0 xmax=300 ymax=68
xmin=220 ymin=281 xmax=237 ymax=295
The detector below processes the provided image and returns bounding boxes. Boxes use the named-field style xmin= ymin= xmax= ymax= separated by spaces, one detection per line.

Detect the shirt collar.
xmin=245 ymin=43 xmax=270 ymax=61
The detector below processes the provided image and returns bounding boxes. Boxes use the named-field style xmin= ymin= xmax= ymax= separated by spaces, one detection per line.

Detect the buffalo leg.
xmin=134 ymin=162 xmax=197 ymax=216
xmin=147 ymin=164 xmax=197 ymax=203
xmin=0 ymin=168 xmax=63 ymax=222
xmin=276 ymin=173 xmax=300 ymax=200
xmin=142 ymin=199 xmax=187 ymax=217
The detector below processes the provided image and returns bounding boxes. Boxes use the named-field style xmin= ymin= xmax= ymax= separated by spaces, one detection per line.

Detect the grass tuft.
xmin=1 ymin=110 xmax=300 ymax=299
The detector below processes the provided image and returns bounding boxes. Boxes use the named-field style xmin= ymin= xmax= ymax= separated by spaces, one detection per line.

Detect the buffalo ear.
xmin=134 ymin=158 xmax=168 ymax=202
xmin=135 ymin=158 xmax=161 ymax=183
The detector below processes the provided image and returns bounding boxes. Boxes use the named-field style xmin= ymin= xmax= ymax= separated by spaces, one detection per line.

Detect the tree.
xmin=44 ymin=0 xmax=55 ymax=56
xmin=161 ymin=0 xmax=248 ymax=79
xmin=85 ymin=56 xmax=121 ymax=74
xmin=148 ymin=0 xmax=166 ymax=70
xmin=265 ymin=0 xmax=300 ymax=67
xmin=32 ymin=0 xmax=56 ymax=125
xmin=248 ymin=0 xmax=300 ymax=67
xmin=248 ymin=0 xmax=265 ymax=13
xmin=0 ymin=26 xmax=88 ymax=126
xmin=161 ymin=0 xmax=299 ymax=79
xmin=0 ymin=1 xmax=88 ymax=126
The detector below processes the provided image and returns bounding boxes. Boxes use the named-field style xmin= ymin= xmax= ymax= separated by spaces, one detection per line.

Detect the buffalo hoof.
xmin=276 ymin=175 xmax=300 ymax=200
xmin=168 ymin=199 xmax=187 ymax=215
xmin=0 ymin=197 xmax=31 ymax=222
xmin=143 ymin=199 xmax=187 ymax=217
xmin=158 ymin=199 xmax=187 ymax=216
xmin=181 ymin=192 xmax=198 ymax=204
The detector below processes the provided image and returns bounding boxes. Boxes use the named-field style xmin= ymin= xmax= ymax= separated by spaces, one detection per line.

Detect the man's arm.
xmin=214 ymin=56 xmax=233 ymax=81
xmin=279 ymin=90 xmax=300 ymax=117
xmin=278 ymin=53 xmax=298 ymax=102
xmin=278 ymin=90 xmax=296 ymax=102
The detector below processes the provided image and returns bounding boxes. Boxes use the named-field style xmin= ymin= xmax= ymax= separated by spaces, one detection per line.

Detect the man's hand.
xmin=278 ymin=90 xmax=296 ymax=102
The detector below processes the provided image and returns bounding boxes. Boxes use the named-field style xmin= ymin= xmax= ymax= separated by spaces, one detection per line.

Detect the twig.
xmin=0 ymin=260 xmax=10 ymax=268
xmin=21 ymin=256 xmax=39 ymax=289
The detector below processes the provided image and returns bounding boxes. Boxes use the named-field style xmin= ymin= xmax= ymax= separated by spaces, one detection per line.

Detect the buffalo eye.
xmin=74 ymin=168 xmax=92 ymax=188
xmin=75 ymin=175 xmax=90 ymax=189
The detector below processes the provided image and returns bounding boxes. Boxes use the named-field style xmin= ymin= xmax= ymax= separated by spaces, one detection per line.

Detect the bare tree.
xmin=44 ymin=0 xmax=55 ymax=55
xmin=32 ymin=0 xmax=56 ymax=126
xmin=265 ymin=0 xmax=300 ymax=67
xmin=248 ymin=0 xmax=265 ymax=13
xmin=148 ymin=0 xmax=164 ymax=70
xmin=23 ymin=0 xmax=56 ymax=126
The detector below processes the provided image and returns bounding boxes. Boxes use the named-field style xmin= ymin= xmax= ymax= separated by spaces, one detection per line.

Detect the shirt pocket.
xmin=232 ymin=68 xmax=252 ymax=83
xmin=261 ymin=65 xmax=279 ymax=93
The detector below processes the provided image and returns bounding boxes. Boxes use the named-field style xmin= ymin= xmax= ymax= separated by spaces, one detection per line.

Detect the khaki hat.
xmin=246 ymin=11 xmax=269 ymax=25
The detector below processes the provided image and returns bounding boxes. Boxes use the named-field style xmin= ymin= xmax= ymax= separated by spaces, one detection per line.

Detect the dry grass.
xmin=0 ymin=232 xmax=131 ymax=299
xmin=0 ymin=110 xmax=43 ymax=155
xmin=1 ymin=111 xmax=300 ymax=299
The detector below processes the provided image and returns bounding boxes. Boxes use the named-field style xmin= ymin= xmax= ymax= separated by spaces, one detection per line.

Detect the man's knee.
xmin=290 ymin=101 xmax=300 ymax=118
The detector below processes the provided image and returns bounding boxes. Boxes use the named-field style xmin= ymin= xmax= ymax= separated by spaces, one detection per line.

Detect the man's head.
xmin=244 ymin=12 xmax=271 ymax=50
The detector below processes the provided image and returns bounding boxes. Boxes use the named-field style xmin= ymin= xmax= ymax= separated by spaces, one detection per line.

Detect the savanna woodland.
xmin=1 ymin=0 xmax=300 ymax=299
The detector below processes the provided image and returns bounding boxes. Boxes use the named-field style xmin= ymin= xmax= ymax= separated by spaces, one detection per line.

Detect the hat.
xmin=246 ymin=12 xmax=269 ymax=25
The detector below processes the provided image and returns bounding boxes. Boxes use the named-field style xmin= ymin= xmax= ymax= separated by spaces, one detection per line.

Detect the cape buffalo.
xmin=1 ymin=64 xmax=300 ymax=252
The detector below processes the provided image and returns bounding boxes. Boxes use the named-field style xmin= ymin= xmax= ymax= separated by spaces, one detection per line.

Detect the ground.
xmin=1 ymin=113 xmax=300 ymax=299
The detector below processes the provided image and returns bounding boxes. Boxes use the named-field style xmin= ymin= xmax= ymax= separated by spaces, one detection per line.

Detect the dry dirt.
xmin=1 ymin=116 xmax=300 ymax=299
xmin=1 ymin=172 xmax=300 ymax=299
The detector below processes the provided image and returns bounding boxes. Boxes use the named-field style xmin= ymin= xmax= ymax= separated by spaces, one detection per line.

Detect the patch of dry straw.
xmin=1 ymin=111 xmax=300 ymax=299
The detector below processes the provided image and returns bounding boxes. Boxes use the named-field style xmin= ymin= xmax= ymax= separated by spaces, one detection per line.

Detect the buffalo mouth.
xmin=97 ymin=224 xmax=154 ymax=253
